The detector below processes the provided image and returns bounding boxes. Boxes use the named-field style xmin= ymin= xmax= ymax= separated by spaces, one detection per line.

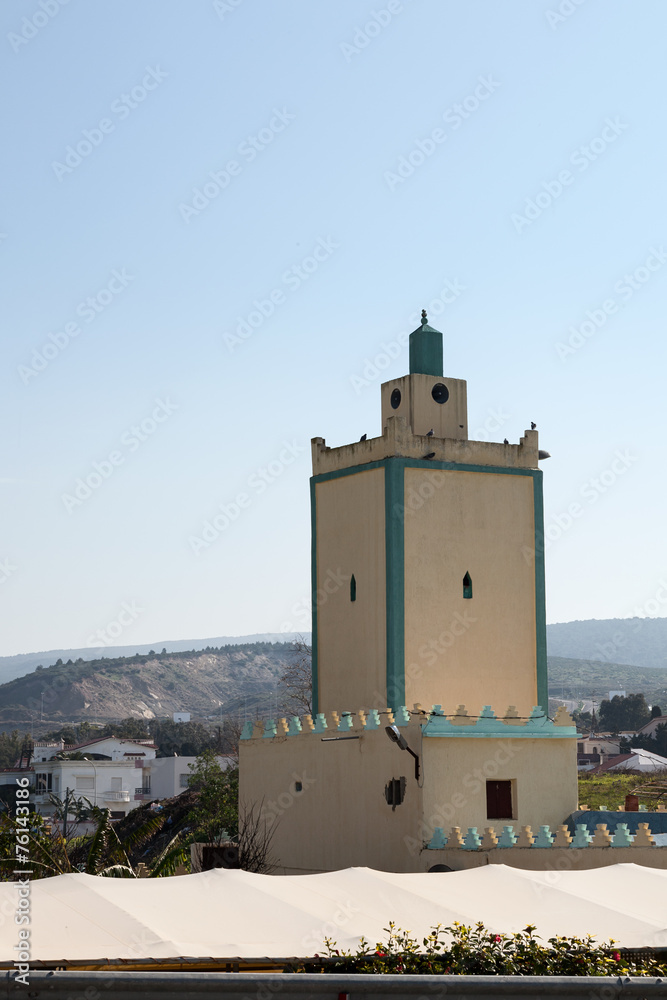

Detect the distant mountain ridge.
xmin=0 ymin=632 xmax=310 ymax=686
xmin=546 ymin=618 xmax=667 ymax=670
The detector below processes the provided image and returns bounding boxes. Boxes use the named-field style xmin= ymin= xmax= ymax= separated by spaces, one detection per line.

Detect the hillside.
xmin=0 ymin=632 xmax=309 ymax=686
xmin=547 ymin=657 xmax=667 ymax=707
xmin=0 ymin=643 xmax=295 ymax=725
xmin=547 ymin=618 xmax=667 ymax=670
xmin=2 ymin=627 xmax=667 ymax=728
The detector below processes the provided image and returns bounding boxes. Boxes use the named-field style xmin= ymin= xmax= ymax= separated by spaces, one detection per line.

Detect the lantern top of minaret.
xmin=409 ymin=308 xmax=443 ymax=377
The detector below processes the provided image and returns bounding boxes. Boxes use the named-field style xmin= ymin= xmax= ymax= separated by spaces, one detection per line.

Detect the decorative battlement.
xmin=312 ymin=414 xmax=539 ymax=477
xmin=240 ymin=704 xmax=577 ymax=741
xmin=423 ymin=704 xmax=576 ymax=738
xmin=426 ymin=822 xmax=659 ymax=850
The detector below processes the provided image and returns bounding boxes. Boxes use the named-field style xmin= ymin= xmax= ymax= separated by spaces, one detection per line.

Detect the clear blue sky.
xmin=2 ymin=0 xmax=666 ymax=657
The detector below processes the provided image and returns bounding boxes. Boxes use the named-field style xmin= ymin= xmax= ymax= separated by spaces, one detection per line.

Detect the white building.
xmin=150 ymin=754 xmax=236 ymax=800
xmin=592 ymin=748 xmax=667 ymax=774
xmin=0 ymin=738 xmax=236 ymax=827
xmin=576 ymin=734 xmax=621 ymax=770
xmin=635 ymin=715 xmax=667 ymax=739
xmin=0 ymin=737 xmax=157 ymax=825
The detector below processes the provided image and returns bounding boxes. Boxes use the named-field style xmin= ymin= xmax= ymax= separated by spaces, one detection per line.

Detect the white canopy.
xmin=2 ymin=864 xmax=666 ymax=964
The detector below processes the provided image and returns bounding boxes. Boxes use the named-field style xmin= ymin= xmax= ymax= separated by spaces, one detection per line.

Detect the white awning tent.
xmin=1 ymin=864 xmax=666 ymax=967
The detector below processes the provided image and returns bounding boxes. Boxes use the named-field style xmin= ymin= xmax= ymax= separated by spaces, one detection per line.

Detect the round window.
xmin=431 ymin=383 xmax=449 ymax=404
xmin=390 ymin=388 xmax=401 ymax=409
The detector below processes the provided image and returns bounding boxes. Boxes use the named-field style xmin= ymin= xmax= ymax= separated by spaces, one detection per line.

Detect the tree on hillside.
xmin=0 ymin=803 xmax=163 ymax=881
xmin=186 ymin=750 xmax=276 ymax=873
xmin=572 ymin=708 xmax=593 ymax=733
xmin=187 ymin=750 xmax=238 ymax=845
xmin=278 ymin=638 xmax=312 ymax=717
xmin=0 ymin=731 xmax=27 ymax=769
xmin=623 ymin=723 xmax=667 ymax=758
xmin=599 ymin=693 xmax=651 ymax=733
xmin=148 ymin=719 xmax=214 ymax=757
xmin=653 ymin=723 xmax=667 ymax=756
xmin=47 ymin=790 xmax=92 ymax=841
xmin=100 ymin=718 xmax=149 ymax=740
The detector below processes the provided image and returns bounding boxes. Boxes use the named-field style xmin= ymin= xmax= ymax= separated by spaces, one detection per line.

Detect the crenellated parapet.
xmin=239 ymin=703 xmax=577 ymax=740
xmin=423 ymin=704 xmax=577 ymax=738
xmin=312 ymin=414 xmax=540 ymax=476
xmin=426 ymin=822 xmax=658 ymax=850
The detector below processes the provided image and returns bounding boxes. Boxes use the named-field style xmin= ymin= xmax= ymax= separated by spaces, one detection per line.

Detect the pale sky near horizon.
xmin=2 ymin=0 xmax=667 ymax=658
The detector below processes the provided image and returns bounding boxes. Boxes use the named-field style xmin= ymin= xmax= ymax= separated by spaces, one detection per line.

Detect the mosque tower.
xmin=310 ymin=312 xmax=548 ymax=718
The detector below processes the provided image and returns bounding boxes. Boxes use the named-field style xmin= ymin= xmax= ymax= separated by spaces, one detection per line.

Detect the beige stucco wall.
xmin=239 ymin=721 xmax=424 ymax=874
xmin=403 ymin=467 xmax=539 ymax=715
xmin=315 ymin=468 xmax=387 ymax=714
xmin=380 ymin=375 xmax=468 ymax=439
xmin=240 ymin=725 xmax=578 ymax=875
xmin=420 ymin=737 xmax=578 ymax=846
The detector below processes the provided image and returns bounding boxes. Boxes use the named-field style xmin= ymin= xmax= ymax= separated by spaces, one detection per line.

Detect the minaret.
xmin=310 ymin=313 xmax=548 ymax=719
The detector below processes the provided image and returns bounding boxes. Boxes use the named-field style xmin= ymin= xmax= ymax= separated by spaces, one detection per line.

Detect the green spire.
xmin=409 ymin=309 xmax=443 ymax=377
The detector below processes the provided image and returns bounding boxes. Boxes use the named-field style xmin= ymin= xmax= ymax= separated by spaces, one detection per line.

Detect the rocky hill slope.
xmin=0 ymin=643 xmax=294 ymax=724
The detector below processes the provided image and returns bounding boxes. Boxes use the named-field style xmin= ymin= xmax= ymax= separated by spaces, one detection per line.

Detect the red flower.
xmin=612 ymin=951 xmax=621 ymax=962
xmin=375 ymin=950 xmax=386 ymax=957
xmin=494 ymin=935 xmax=502 ymax=943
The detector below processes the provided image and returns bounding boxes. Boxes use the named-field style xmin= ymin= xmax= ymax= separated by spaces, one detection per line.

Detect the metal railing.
xmin=5 ymin=972 xmax=667 ymax=999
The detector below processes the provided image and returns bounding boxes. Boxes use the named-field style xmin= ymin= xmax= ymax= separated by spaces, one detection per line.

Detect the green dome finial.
xmin=410 ymin=309 xmax=443 ymax=376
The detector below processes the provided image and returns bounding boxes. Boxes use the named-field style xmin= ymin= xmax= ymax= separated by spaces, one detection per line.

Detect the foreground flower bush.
xmin=305 ymin=922 xmax=667 ymax=977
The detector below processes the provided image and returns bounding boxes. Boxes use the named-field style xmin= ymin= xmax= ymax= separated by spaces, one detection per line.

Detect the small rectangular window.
xmin=76 ymin=776 xmax=94 ymax=791
xmin=486 ymin=780 xmax=513 ymax=819
xmin=179 ymin=773 xmax=190 ymax=788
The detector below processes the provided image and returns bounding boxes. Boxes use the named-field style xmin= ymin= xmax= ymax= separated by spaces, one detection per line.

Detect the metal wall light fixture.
xmin=385 ymin=725 xmax=420 ymax=780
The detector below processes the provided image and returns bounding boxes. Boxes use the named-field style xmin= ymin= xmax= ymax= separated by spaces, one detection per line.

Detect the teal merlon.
xmin=423 ymin=708 xmax=576 ymax=738
xmin=409 ymin=309 xmax=444 ymax=376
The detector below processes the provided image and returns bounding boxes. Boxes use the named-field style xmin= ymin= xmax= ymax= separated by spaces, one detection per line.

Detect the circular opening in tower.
xmin=431 ymin=383 xmax=449 ymax=404
xmin=390 ymin=388 xmax=401 ymax=409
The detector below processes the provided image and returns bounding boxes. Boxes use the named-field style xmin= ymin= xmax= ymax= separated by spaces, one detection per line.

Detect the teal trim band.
xmin=533 ymin=471 xmax=549 ymax=715
xmin=423 ymin=727 xmax=576 ymax=739
xmin=312 ymin=459 xmax=390 ymax=485
xmin=310 ymin=476 xmax=318 ymax=715
xmin=312 ymin=457 xmax=537 ymax=485
xmin=385 ymin=459 xmax=405 ymax=711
